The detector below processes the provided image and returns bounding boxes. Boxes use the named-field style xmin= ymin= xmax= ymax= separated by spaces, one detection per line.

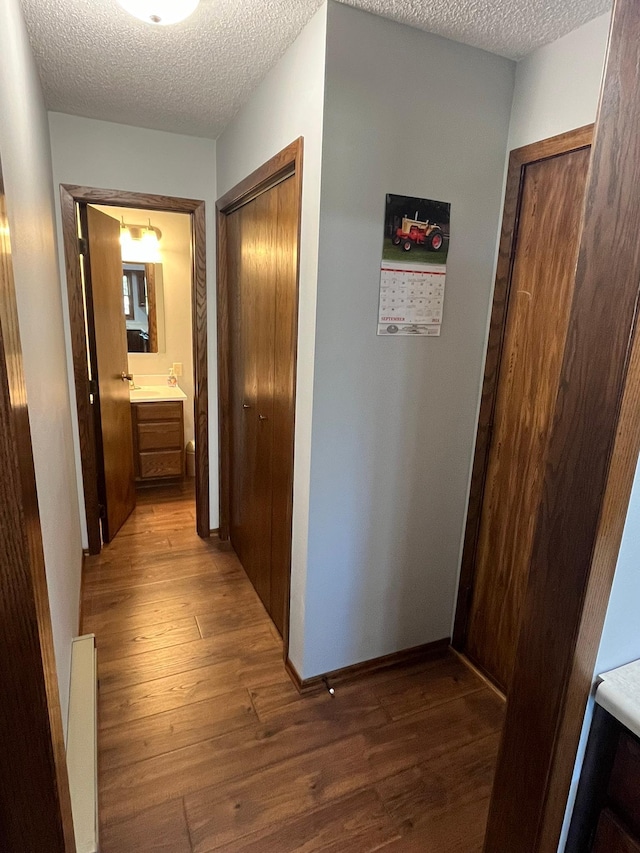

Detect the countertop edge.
xmin=130 ymin=390 xmax=187 ymax=403
xmin=595 ymin=659 xmax=640 ymax=738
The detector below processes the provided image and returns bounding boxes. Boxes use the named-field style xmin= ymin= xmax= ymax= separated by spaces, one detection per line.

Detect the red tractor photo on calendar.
xmin=392 ymin=215 xmax=445 ymax=253
xmin=383 ymin=194 xmax=450 ymax=265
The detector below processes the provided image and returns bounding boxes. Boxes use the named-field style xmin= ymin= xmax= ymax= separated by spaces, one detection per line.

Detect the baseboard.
xmin=211 ymin=529 xmax=234 ymax=551
xmin=451 ymin=648 xmax=507 ymax=703
xmin=285 ymin=636 xmax=451 ymax=695
xmin=209 ymin=528 xmax=220 ymax=537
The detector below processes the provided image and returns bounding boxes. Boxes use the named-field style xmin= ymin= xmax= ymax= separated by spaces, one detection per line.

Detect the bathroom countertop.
xmin=595 ymin=659 xmax=640 ymax=740
xmin=130 ymin=385 xmax=187 ymax=403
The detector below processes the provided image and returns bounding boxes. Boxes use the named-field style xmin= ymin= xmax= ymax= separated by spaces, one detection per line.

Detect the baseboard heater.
xmin=66 ymin=634 xmax=99 ymax=853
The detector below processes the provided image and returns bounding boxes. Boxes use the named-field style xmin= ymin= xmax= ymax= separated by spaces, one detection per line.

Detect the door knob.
xmin=258 ymin=414 xmax=267 ymax=421
xmin=121 ymin=372 xmax=133 ymax=382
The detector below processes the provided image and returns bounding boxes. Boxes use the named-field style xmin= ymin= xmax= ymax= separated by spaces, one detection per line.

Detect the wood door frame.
xmin=0 ymin=167 xmax=75 ymax=849
xmin=481 ymin=0 xmax=640 ymax=848
xmin=60 ymin=185 xmax=209 ymax=553
xmin=452 ymin=124 xmax=594 ymax=653
xmin=216 ymin=137 xmax=303 ymax=657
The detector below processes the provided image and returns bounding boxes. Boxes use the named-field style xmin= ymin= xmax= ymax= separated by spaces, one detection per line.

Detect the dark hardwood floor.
xmin=82 ymin=483 xmax=505 ymax=852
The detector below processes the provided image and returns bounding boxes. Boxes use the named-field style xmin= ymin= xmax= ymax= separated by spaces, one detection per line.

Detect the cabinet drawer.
xmin=593 ymin=809 xmax=640 ymax=853
xmin=139 ymin=450 xmax=184 ymax=479
xmin=137 ymin=421 xmax=183 ymax=451
xmin=135 ymin=401 xmax=183 ymax=422
xmin=609 ymin=731 xmax=640 ymax=838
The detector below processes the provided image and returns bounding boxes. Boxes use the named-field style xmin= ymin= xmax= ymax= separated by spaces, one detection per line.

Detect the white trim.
xmin=66 ymin=634 xmax=98 ymax=853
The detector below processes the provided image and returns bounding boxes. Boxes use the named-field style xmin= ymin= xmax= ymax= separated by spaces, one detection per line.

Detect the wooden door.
xmin=0 ymin=164 xmax=76 ymax=852
xmin=269 ymin=174 xmax=298 ymax=634
xmin=86 ymin=205 xmax=136 ymax=542
xmin=226 ymin=175 xmax=297 ymax=635
xmin=463 ymin=142 xmax=591 ymax=692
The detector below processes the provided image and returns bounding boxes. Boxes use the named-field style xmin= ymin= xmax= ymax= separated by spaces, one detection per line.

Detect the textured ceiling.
xmin=20 ymin=0 xmax=611 ymax=140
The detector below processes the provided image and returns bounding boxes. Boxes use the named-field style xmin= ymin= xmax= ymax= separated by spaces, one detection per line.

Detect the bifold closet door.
xmin=227 ymin=175 xmax=297 ymax=635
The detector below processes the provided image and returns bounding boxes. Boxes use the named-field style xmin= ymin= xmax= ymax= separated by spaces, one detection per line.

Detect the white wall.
xmin=508 ymin=12 xmax=610 ymax=150
xmin=48 ymin=114 xmax=217 ymax=541
xmin=216 ymin=4 xmax=328 ymax=675
xmin=96 ymin=206 xmax=195 ymax=444
xmin=301 ymin=2 xmax=515 ymax=678
xmin=0 ymin=0 xmax=83 ymax=729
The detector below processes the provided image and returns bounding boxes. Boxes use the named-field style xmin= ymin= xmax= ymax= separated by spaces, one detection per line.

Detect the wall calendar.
xmin=378 ymin=194 xmax=451 ymax=336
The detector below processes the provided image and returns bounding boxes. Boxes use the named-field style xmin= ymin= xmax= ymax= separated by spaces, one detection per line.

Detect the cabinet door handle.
xmin=242 ymin=403 xmax=251 ymax=409
xmin=258 ymin=414 xmax=267 ymax=421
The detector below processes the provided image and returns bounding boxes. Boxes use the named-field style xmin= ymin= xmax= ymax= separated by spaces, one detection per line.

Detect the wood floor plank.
xmin=99 ymin=648 xmax=284 ymax=728
xmin=210 ymin=788 xmax=400 ymax=853
xmin=112 ymin=513 xmax=196 ymax=539
xmin=88 ymin=541 xmax=241 ymax=574
xmin=96 ymin=535 xmax=173 ymax=560
xmin=98 ymin=798 xmax=192 ymax=853
xmin=96 ymin=616 xmax=201 ymax=663
xmin=250 ymin=676 xmax=387 ymax=724
xmin=100 ymin=690 xmax=257 ymax=771
xmin=87 ymin=484 xmax=502 ymax=852
xmin=85 ymin=554 xmax=234 ymax=590
xmin=184 ymin=691 xmax=503 ymax=852
xmin=97 ymin=622 xmax=278 ymax=693
xmin=85 ymin=555 xmax=243 ymax=597
xmin=195 ymin=603 xmax=270 ymax=638
xmin=85 ymin=579 xmax=257 ymax=636
xmin=372 ymin=652 xmax=485 ymax=720
xmin=99 ymin=689 xmax=397 ymax=825
xmin=373 ymin=797 xmax=489 ymax=852
xmin=376 ymin=731 xmax=500 ymax=834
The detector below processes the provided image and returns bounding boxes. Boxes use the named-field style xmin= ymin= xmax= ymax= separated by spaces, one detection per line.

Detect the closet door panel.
xmin=252 ymin=187 xmax=277 ymax=612
xmin=269 ymin=175 xmax=298 ymax=636
xmin=228 ymin=204 xmax=258 ymax=584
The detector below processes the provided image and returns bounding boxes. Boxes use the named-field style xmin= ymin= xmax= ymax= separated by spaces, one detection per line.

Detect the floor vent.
xmin=66 ymin=634 xmax=98 ymax=853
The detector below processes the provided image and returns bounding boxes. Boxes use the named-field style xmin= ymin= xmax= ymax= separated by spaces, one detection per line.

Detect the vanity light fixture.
xmin=120 ymin=219 xmax=162 ymax=263
xmin=116 ymin=0 xmax=200 ymax=26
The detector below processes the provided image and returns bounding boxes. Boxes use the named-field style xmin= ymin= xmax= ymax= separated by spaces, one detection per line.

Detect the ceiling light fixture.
xmin=120 ymin=220 xmax=162 ymax=263
xmin=116 ymin=0 xmax=200 ymax=26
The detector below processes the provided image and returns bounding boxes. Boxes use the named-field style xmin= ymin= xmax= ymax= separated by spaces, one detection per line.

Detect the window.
xmin=123 ymin=271 xmax=135 ymax=320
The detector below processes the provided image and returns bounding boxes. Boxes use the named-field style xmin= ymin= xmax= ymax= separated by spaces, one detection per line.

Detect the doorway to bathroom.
xmin=60 ymin=186 xmax=209 ymax=555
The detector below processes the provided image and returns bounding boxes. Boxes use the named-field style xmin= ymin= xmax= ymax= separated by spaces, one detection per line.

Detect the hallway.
xmin=83 ymin=486 xmax=505 ymax=852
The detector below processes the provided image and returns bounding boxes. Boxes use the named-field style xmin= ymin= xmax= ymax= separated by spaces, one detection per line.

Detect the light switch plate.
xmin=172 ymin=362 xmax=183 ymax=377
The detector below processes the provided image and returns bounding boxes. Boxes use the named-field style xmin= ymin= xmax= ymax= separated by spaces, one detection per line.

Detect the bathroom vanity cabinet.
xmin=567 ymin=660 xmax=640 ymax=853
xmin=131 ymin=401 xmax=185 ymax=480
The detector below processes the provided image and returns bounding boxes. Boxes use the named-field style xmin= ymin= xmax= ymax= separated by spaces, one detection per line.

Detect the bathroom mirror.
xmin=123 ymin=262 xmax=166 ymax=354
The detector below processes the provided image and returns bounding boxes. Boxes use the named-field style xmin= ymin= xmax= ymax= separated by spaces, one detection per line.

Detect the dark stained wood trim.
xmin=216 ymin=139 xmax=303 ymax=214
xmin=215 ymin=206 xmax=230 ymax=542
xmin=60 ymin=185 xmax=210 ymax=548
xmin=216 ymin=137 xmax=303 ymax=663
xmin=540 ymin=317 xmax=640 ymax=850
xmin=60 ymin=186 xmax=102 ymax=555
xmin=452 ymin=650 xmax=507 ymax=704
xmin=0 ymin=168 xmax=76 ymax=850
xmin=191 ymin=201 xmax=209 ymax=539
xmin=452 ymin=124 xmax=593 ymax=649
xmin=144 ymin=263 xmax=158 ymax=353
xmin=60 ymin=185 xmax=202 ymax=214
xmin=484 ymin=2 xmax=640 ymax=849
xmin=285 ymin=637 xmax=451 ymax=695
